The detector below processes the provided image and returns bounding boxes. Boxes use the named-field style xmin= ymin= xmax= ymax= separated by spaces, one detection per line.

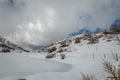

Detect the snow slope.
xmin=0 ymin=33 xmax=120 ymax=80
xmin=31 ymin=40 xmax=120 ymax=80
xmin=32 ymin=33 xmax=120 ymax=80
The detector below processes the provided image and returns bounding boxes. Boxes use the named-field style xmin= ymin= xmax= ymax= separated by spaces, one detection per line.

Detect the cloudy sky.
xmin=0 ymin=0 xmax=120 ymax=46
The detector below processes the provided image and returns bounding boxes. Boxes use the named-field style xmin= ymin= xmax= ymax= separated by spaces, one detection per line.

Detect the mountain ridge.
xmin=69 ymin=28 xmax=103 ymax=36
xmin=0 ymin=35 xmax=30 ymax=53
xmin=39 ymin=30 xmax=120 ymax=59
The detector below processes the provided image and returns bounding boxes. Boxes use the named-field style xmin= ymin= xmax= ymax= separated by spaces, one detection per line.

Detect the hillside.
xmin=0 ymin=31 xmax=120 ymax=80
xmin=0 ymin=35 xmax=29 ymax=53
xmin=28 ymin=31 xmax=120 ymax=80
xmin=40 ymin=31 xmax=120 ymax=59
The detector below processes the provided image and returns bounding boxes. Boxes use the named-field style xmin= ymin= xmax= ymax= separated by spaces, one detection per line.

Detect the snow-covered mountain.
xmin=0 ymin=35 xmax=30 ymax=53
xmin=0 ymin=27 xmax=120 ymax=80
xmin=40 ymin=31 xmax=120 ymax=59
xmin=21 ymin=30 xmax=119 ymax=80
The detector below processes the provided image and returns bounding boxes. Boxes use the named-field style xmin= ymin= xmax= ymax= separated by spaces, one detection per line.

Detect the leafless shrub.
xmin=81 ymin=55 xmax=120 ymax=80
xmin=46 ymin=53 xmax=56 ymax=59
xmin=103 ymin=60 xmax=117 ymax=77
xmin=43 ymin=47 xmax=56 ymax=53
xmin=87 ymin=38 xmax=98 ymax=44
xmin=68 ymin=39 xmax=72 ymax=42
xmin=75 ymin=37 xmax=81 ymax=43
xmin=103 ymin=31 xmax=120 ymax=35
xmin=43 ymin=46 xmax=57 ymax=53
xmin=48 ymin=46 xmax=57 ymax=53
xmin=107 ymin=39 xmax=111 ymax=42
xmin=61 ymin=44 xmax=69 ymax=47
xmin=60 ymin=54 xmax=65 ymax=59
xmin=82 ymin=34 xmax=92 ymax=40
xmin=110 ymin=24 xmax=120 ymax=32
xmin=81 ymin=73 xmax=96 ymax=80
xmin=103 ymin=60 xmax=120 ymax=80
xmin=107 ymin=36 xmax=113 ymax=39
xmin=103 ymin=30 xmax=109 ymax=35
xmin=60 ymin=41 xmax=69 ymax=47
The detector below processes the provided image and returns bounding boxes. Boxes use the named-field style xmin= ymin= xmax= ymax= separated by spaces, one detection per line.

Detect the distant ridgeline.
xmin=70 ymin=19 xmax=120 ymax=36
xmin=0 ymin=35 xmax=30 ymax=53
xmin=69 ymin=28 xmax=103 ymax=36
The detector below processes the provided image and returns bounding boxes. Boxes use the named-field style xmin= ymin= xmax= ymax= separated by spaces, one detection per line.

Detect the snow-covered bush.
xmin=87 ymin=38 xmax=98 ymax=44
xmin=107 ymin=39 xmax=111 ymax=42
xmin=60 ymin=40 xmax=70 ymax=47
xmin=43 ymin=46 xmax=57 ymax=53
xmin=49 ymin=46 xmax=57 ymax=53
xmin=60 ymin=54 xmax=65 ymax=59
xmin=2 ymin=48 xmax=10 ymax=53
xmin=57 ymin=47 xmax=63 ymax=53
xmin=46 ymin=53 xmax=56 ymax=59
xmin=75 ymin=37 xmax=81 ymax=43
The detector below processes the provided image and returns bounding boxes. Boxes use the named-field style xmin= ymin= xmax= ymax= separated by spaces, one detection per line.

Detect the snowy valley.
xmin=0 ymin=0 xmax=120 ymax=80
xmin=0 ymin=30 xmax=120 ymax=80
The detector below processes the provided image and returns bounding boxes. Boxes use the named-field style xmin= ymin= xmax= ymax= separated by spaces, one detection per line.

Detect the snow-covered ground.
xmin=0 ymin=33 xmax=120 ymax=80
xmin=30 ymin=38 xmax=120 ymax=80
xmin=0 ymin=53 xmax=72 ymax=80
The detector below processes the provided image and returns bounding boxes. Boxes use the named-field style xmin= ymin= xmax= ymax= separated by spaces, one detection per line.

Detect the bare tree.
xmin=110 ymin=24 xmax=120 ymax=32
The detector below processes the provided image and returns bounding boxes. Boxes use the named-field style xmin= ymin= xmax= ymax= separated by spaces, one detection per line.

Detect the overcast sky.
xmin=0 ymin=0 xmax=120 ymax=46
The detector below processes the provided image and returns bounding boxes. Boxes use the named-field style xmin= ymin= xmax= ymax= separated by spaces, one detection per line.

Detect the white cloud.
xmin=0 ymin=0 xmax=120 ymax=46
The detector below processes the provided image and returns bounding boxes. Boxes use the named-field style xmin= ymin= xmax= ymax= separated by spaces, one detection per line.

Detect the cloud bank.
xmin=0 ymin=0 xmax=120 ymax=46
